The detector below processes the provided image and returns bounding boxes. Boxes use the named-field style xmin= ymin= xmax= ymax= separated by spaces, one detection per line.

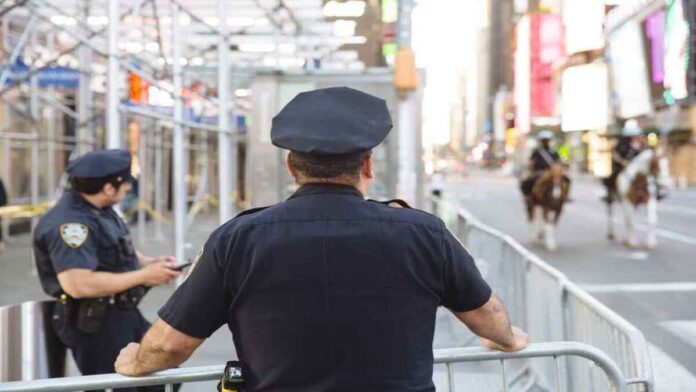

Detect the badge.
xmin=59 ymin=223 xmax=89 ymax=249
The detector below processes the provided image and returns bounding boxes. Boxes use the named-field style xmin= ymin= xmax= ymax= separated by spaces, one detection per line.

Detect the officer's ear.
xmin=285 ymin=152 xmax=298 ymax=178
xmin=102 ymin=182 xmax=117 ymax=197
xmin=361 ymin=154 xmax=373 ymax=179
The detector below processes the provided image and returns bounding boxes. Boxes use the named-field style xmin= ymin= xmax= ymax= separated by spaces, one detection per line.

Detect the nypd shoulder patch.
xmin=59 ymin=223 xmax=89 ymax=249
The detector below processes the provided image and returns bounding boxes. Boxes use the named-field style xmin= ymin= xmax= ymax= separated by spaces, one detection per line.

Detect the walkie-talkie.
xmin=217 ymin=361 xmax=245 ymax=392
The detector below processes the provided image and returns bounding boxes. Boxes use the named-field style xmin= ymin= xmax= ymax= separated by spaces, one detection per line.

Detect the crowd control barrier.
xmin=433 ymin=198 xmax=653 ymax=392
xmin=0 ymin=342 xmax=634 ymax=392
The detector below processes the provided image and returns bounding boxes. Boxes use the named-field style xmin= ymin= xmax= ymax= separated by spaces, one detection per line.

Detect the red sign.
xmin=529 ymin=13 xmax=564 ymax=117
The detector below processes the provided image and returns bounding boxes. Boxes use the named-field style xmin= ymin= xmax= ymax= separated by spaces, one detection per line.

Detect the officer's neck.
xmin=79 ymin=192 xmax=111 ymax=209
xmin=297 ymin=179 xmax=367 ymax=196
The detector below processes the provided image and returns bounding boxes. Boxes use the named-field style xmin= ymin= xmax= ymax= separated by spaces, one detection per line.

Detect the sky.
xmin=412 ymin=0 xmax=479 ymax=147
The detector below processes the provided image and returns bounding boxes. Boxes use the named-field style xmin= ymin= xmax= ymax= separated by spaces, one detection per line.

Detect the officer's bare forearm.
xmin=57 ymin=268 xmax=145 ymax=298
xmin=453 ymin=295 xmax=516 ymax=349
xmin=129 ymin=320 xmax=203 ymax=375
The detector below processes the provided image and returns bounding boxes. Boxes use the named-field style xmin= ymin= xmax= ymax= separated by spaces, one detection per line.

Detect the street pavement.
xmin=443 ymin=169 xmax=696 ymax=391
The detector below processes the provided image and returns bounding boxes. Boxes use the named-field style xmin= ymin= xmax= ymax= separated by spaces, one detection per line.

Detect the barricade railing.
xmin=432 ymin=198 xmax=653 ymax=392
xmin=0 ymin=342 xmax=631 ymax=392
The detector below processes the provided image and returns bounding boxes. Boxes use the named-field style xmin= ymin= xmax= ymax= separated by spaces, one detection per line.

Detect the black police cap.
xmin=67 ymin=149 xmax=133 ymax=181
xmin=271 ymin=87 xmax=393 ymax=159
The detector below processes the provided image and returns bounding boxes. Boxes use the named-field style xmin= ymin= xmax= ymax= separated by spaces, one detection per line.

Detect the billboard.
xmin=607 ymin=21 xmax=652 ymax=118
xmin=515 ymin=13 xmax=563 ymax=133
xmin=561 ymin=64 xmax=609 ymax=131
xmin=563 ymin=0 xmax=605 ymax=54
xmin=663 ymin=0 xmax=689 ymax=103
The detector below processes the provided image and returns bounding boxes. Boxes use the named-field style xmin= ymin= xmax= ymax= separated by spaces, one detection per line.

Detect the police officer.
xmin=520 ymin=130 xmax=561 ymax=199
xmin=33 ymin=149 xmax=181 ymax=391
xmin=115 ymin=87 xmax=528 ymax=391
xmin=603 ymin=120 xmax=644 ymax=202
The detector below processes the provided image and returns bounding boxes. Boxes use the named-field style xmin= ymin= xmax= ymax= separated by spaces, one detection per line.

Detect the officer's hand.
xmin=115 ymin=342 xmax=141 ymax=376
xmin=480 ymin=326 xmax=529 ymax=352
xmin=140 ymin=262 xmax=181 ymax=286
xmin=152 ymin=255 xmax=177 ymax=268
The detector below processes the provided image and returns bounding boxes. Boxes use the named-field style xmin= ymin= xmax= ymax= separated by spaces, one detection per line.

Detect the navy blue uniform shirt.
xmin=612 ymin=139 xmax=642 ymax=172
xmin=159 ymin=183 xmax=491 ymax=392
xmin=34 ymin=189 xmax=139 ymax=297
xmin=530 ymin=147 xmax=560 ymax=172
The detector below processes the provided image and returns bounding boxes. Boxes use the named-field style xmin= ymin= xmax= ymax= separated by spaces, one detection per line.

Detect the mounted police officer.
xmin=603 ymin=120 xmax=645 ymax=203
xmin=33 ymin=149 xmax=180 ymax=391
xmin=115 ymin=87 xmax=528 ymax=391
xmin=520 ymin=130 xmax=562 ymax=200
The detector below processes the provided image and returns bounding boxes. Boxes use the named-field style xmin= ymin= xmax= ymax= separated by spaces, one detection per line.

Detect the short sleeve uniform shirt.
xmin=33 ymin=190 xmax=139 ymax=297
xmin=159 ymin=184 xmax=491 ymax=392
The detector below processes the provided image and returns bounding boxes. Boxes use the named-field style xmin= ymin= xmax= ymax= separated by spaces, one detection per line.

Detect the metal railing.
xmin=0 ymin=342 xmax=631 ymax=392
xmin=434 ymin=199 xmax=654 ymax=392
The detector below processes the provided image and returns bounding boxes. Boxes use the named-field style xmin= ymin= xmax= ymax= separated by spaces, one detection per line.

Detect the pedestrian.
xmin=0 ymin=176 xmax=6 ymax=256
xmin=115 ymin=87 xmax=528 ymax=391
xmin=33 ymin=149 xmax=181 ymax=392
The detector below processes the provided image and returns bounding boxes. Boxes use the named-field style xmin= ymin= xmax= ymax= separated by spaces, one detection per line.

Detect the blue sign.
xmin=0 ymin=59 xmax=79 ymax=89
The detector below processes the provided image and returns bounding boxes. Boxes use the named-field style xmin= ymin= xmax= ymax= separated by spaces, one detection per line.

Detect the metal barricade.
xmin=0 ymin=342 xmax=631 ymax=392
xmin=443 ymin=202 xmax=654 ymax=392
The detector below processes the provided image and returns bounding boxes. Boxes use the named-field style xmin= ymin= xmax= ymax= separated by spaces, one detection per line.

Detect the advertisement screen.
xmin=645 ymin=10 xmax=666 ymax=103
xmin=562 ymin=64 xmax=609 ymax=132
xmin=663 ymin=0 xmax=689 ymax=102
xmin=608 ymin=21 xmax=652 ymax=118
xmin=563 ymin=0 xmax=605 ymax=54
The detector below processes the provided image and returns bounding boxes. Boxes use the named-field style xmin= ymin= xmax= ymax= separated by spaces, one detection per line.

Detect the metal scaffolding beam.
xmin=218 ymin=0 xmax=232 ymax=223
xmin=106 ymin=0 xmax=121 ymax=149
xmin=171 ymin=2 xmax=187 ymax=266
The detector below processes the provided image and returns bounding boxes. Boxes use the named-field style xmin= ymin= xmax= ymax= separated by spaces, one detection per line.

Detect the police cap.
xmin=271 ymin=87 xmax=393 ymax=159
xmin=67 ymin=149 xmax=133 ymax=181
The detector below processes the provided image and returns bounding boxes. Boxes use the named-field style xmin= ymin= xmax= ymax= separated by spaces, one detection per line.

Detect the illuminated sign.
xmin=607 ymin=20 xmax=652 ymax=117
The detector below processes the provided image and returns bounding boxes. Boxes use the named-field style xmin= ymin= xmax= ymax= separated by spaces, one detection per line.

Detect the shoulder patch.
xmin=367 ymin=199 xmax=412 ymax=208
xmin=59 ymin=223 xmax=89 ymax=248
xmin=234 ymin=206 xmax=271 ymax=218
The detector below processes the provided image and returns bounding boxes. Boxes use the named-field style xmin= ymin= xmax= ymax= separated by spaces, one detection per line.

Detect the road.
xmin=442 ymin=170 xmax=696 ymax=390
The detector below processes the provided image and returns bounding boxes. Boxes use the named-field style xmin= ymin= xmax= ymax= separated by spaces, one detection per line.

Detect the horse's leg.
xmin=622 ymin=200 xmax=638 ymax=248
xmin=607 ymin=199 xmax=615 ymax=240
xmin=531 ymin=205 xmax=543 ymax=244
xmin=544 ymin=209 xmax=557 ymax=252
xmin=646 ymin=196 xmax=658 ymax=249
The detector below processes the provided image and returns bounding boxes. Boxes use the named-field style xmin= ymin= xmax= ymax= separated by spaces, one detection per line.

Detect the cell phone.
xmin=170 ymin=261 xmax=193 ymax=271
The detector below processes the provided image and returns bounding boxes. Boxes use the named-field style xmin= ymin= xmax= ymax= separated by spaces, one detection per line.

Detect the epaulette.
xmin=367 ymin=198 xmax=412 ymax=209
xmin=234 ymin=206 xmax=271 ymax=218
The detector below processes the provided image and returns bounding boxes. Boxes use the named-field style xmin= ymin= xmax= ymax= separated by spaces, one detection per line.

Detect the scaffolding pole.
xmin=396 ymin=0 xmax=419 ymax=205
xmin=1 ymin=16 xmax=11 ymax=241
xmin=171 ymin=2 xmax=187 ymax=266
xmin=107 ymin=0 xmax=120 ymax=149
xmin=29 ymin=31 xmax=39 ymax=230
xmin=218 ymin=0 xmax=232 ymax=223
xmin=78 ymin=0 xmax=92 ymax=154
xmin=46 ymin=32 xmax=56 ymax=198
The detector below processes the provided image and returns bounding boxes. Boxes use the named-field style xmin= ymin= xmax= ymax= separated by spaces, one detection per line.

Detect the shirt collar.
xmin=288 ymin=183 xmax=364 ymax=200
xmin=67 ymin=189 xmax=105 ymax=213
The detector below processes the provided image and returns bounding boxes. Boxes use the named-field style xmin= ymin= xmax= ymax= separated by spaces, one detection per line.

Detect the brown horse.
xmin=525 ymin=164 xmax=571 ymax=251
xmin=607 ymin=149 xmax=663 ymax=248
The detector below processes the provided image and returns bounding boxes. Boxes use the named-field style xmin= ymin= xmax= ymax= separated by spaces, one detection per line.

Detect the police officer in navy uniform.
xmin=520 ymin=130 xmax=561 ymax=199
xmin=603 ymin=120 xmax=645 ymax=203
xmin=33 ymin=149 xmax=181 ymax=391
xmin=115 ymin=87 xmax=529 ymax=391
